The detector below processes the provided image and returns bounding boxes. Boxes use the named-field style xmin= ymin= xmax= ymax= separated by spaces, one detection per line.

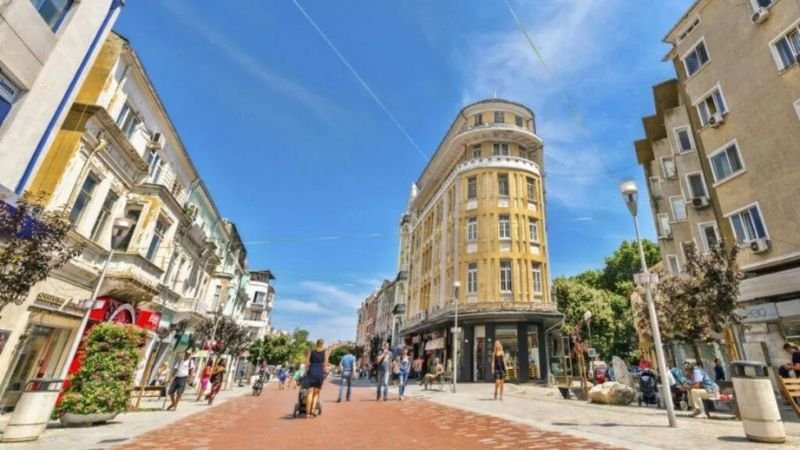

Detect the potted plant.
xmin=56 ymin=322 xmax=147 ymax=426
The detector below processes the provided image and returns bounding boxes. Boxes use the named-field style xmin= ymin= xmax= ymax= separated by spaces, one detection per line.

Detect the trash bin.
xmin=1 ymin=378 xmax=64 ymax=443
xmin=730 ymin=361 xmax=785 ymax=444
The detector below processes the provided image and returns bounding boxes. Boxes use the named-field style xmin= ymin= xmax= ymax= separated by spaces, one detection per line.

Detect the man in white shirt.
xmin=167 ymin=350 xmax=195 ymax=411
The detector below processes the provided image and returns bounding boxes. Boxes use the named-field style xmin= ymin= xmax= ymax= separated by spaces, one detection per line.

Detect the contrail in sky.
xmin=291 ymin=0 xmax=428 ymax=162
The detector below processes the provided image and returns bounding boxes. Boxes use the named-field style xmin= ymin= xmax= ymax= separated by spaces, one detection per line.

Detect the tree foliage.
xmin=0 ymin=192 xmax=81 ymax=311
xmin=328 ymin=344 xmax=356 ymax=366
xmin=635 ymin=242 xmax=741 ymax=360
xmin=554 ymin=277 xmax=630 ymax=359
xmin=369 ymin=335 xmax=384 ymax=362
xmin=195 ymin=314 xmax=251 ymax=356
xmin=600 ymin=239 xmax=661 ymax=297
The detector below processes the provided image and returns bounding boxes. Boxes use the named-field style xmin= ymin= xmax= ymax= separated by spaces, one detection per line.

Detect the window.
xmin=498 ymin=215 xmax=510 ymax=239
xmin=90 ymin=191 xmax=119 ymax=241
xmin=212 ymin=285 xmax=222 ymax=306
xmin=494 ymin=111 xmax=505 ymax=123
xmin=674 ymin=126 xmax=694 ymax=153
xmin=467 ymin=217 xmax=478 ymax=241
xmin=683 ymin=39 xmax=709 ymax=76
xmin=146 ymin=218 xmax=168 ymax=261
xmin=670 ymin=197 xmax=687 ymax=222
xmin=472 ymin=144 xmax=481 ymax=158
xmin=70 ymin=174 xmax=98 ymax=224
xmin=699 ymin=222 xmax=720 ymax=251
xmin=773 ymin=24 xmax=800 ymax=70
xmin=116 ymin=102 xmax=141 ymax=138
xmin=752 ymin=0 xmax=774 ymax=8
xmin=493 ymin=143 xmax=509 ymax=156
xmin=119 ymin=206 xmax=141 ymax=250
xmin=657 ymin=213 xmax=672 ymax=238
xmin=531 ymin=263 xmax=542 ymax=294
xmin=467 ymin=176 xmax=477 ymax=199
xmin=649 ymin=177 xmax=663 ymax=198
xmin=661 ymin=157 xmax=677 ymax=179
xmin=467 ymin=263 xmax=478 ymax=294
xmin=253 ymin=291 xmax=266 ymax=305
xmin=729 ymin=204 xmax=767 ymax=244
xmin=499 ymin=260 xmax=512 ymax=293
xmin=528 ymin=217 xmax=539 ymax=243
xmin=0 ymin=72 xmax=20 ymax=127
xmin=497 ymin=174 xmax=509 ymax=197
xmin=526 ymin=177 xmax=537 ymax=202
xmin=696 ymin=87 xmax=727 ymax=126
xmin=709 ymin=141 xmax=744 ymax=182
xmin=29 ymin=0 xmax=73 ymax=31
xmin=473 ymin=113 xmax=483 ymax=127
xmin=667 ymin=255 xmax=680 ymax=275
xmin=145 ymin=150 xmax=162 ymax=181
xmin=686 ymin=173 xmax=707 ymax=199
xmin=515 ymin=115 xmax=524 ymax=127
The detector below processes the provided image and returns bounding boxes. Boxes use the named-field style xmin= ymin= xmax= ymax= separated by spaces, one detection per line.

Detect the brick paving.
xmin=120 ymin=380 xmax=622 ymax=450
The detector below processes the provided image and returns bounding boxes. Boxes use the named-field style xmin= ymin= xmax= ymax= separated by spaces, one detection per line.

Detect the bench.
xmin=701 ymin=381 xmax=739 ymax=419
xmin=130 ymin=385 xmax=166 ymax=400
xmin=778 ymin=377 xmax=800 ymax=417
xmin=440 ymin=371 xmax=454 ymax=391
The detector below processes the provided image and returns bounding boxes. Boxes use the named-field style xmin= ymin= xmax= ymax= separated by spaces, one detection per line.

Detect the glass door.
xmin=475 ymin=337 xmax=485 ymax=381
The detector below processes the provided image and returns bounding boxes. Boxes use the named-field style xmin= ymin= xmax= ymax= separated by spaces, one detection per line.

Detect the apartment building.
xmin=242 ymin=270 xmax=276 ymax=340
xmin=0 ymin=0 xmax=124 ymax=196
xmin=398 ymin=99 xmax=561 ymax=383
xmin=0 ymin=32 xmax=248 ymax=410
xmin=636 ymin=0 xmax=800 ymax=367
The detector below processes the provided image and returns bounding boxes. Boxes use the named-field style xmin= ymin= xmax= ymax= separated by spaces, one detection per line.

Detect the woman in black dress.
xmin=304 ymin=339 xmax=327 ymax=417
xmin=491 ymin=340 xmax=506 ymax=401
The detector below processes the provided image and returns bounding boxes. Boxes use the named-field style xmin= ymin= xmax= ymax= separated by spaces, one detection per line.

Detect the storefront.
xmin=0 ymin=290 xmax=86 ymax=413
xmin=737 ymin=298 xmax=800 ymax=371
xmin=404 ymin=309 xmax=562 ymax=383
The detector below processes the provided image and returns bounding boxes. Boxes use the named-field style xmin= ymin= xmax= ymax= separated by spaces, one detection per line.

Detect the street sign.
xmin=587 ymin=348 xmax=597 ymax=358
xmin=450 ymin=327 xmax=462 ymax=333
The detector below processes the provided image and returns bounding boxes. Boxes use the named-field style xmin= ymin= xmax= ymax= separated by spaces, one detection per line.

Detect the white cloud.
xmin=159 ymin=2 xmax=342 ymax=129
xmin=298 ymin=280 xmax=368 ymax=309
xmin=279 ymin=299 xmax=327 ymax=314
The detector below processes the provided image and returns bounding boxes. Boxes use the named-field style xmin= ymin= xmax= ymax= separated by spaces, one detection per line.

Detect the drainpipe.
xmin=14 ymin=0 xmax=125 ymax=195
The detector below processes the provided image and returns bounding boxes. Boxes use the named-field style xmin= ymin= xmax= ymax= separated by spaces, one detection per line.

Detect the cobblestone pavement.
xmin=121 ymin=380 xmax=622 ymax=450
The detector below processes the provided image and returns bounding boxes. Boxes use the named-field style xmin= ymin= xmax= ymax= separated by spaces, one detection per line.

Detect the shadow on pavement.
xmin=717 ymin=436 xmax=750 ymax=443
xmin=551 ymin=421 xmax=663 ymax=429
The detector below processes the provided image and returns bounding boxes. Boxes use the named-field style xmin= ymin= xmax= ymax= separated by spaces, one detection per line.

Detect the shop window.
xmin=528 ymin=326 xmax=540 ymax=380
xmin=495 ymin=325 xmax=518 ymax=381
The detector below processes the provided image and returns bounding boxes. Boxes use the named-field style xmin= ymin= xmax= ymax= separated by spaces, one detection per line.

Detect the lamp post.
xmin=58 ymin=217 xmax=133 ymax=381
xmin=620 ymin=180 xmax=677 ymax=428
xmin=452 ymin=280 xmax=460 ymax=393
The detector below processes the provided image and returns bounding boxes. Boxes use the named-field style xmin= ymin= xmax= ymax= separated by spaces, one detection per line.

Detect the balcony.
xmin=454 ymin=121 xmax=543 ymax=149
xmin=456 ymin=155 xmax=541 ymax=178
xmin=249 ymin=301 xmax=266 ymax=311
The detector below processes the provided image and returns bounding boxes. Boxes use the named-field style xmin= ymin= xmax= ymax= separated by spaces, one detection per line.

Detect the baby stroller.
xmin=671 ymin=385 xmax=689 ymax=411
xmin=292 ymin=377 xmax=322 ymax=417
xmin=638 ymin=367 xmax=660 ymax=407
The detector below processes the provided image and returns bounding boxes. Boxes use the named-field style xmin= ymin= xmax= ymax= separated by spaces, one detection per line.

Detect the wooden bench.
xmin=130 ymin=385 xmax=166 ymax=400
xmin=778 ymin=377 xmax=800 ymax=417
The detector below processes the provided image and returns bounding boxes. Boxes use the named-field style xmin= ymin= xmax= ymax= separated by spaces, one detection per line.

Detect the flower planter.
xmin=59 ymin=412 xmax=118 ymax=427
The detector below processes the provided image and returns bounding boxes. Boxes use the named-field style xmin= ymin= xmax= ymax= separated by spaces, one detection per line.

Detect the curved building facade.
xmin=398 ymin=99 xmax=561 ymax=383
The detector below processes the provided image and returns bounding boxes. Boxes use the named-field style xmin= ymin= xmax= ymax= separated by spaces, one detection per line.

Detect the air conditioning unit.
xmin=659 ymin=231 xmax=673 ymax=241
xmin=709 ymin=113 xmax=725 ymax=128
xmin=148 ymin=132 xmax=165 ymax=149
xmin=752 ymin=8 xmax=769 ymax=24
xmin=749 ymin=237 xmax=771 ymax=253
xmin=691 ymin=196 xmax=710 ymax=208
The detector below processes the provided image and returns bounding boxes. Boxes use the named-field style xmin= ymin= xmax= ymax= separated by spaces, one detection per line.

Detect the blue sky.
xmin=114 ymin=0 xmax=693 ymax=343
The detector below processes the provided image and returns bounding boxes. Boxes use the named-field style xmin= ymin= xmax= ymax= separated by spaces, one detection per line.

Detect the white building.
xmin=241 ymin=270 xmax=276 ymax=340
xmin=0 ymin=0 xmax=124 ymax=196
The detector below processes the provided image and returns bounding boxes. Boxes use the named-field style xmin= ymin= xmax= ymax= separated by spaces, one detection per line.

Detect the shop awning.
xmin=425 ymin=337 xmax=445 ymax=351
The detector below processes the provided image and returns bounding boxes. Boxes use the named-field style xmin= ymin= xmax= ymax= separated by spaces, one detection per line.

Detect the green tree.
xmin=328 ymin=345 xmax=353 ymax=366
xmin=195 ymin=314 xmax=252 ymax=356
xmin=369 ymin=335 xmax=384 ymax=362
xmin=639 ymin=242 xmax=741 ymax=363
xmin=554 ymin=277 xmax=627 ymax=359
xmin=601 ymin=240 xmax=661 ymax=297
xmin=0 ymin=193 xmax=81 ymax=311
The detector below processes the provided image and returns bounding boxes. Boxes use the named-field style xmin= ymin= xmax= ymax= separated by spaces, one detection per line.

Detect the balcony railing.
xmin=402 ymin=301 xmax=555 ymax=331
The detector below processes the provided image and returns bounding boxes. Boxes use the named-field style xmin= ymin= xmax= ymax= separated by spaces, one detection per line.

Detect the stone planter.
xmin=59 ymin=412 xmax=118 ymax=427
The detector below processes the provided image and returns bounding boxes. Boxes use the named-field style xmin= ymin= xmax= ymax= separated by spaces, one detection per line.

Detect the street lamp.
xmin=59 ymin=217 xmax=132 ymax=381
xmin=452 ymin=280 xmax=460 ymax=394
xmin=620 ymin=180 xmax=677 ymax=428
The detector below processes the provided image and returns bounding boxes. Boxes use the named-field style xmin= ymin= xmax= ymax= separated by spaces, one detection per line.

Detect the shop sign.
xmin=136 ymin=308 xmax=161 ymax=332
xmin=411 ymin=335 xmax=420 ymax=344
xmin=737 ymin=303 xmax=779 ymax=323
xmin=776 ymin=299 xmax=800 ymax=319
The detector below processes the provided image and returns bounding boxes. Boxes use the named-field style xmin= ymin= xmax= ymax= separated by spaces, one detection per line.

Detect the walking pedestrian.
xmin=304 ymin=339 xmax=327 ymax=417
xmin=376 ymin=341 xmax=392 ymax=401
xmin=683 ymin=361 xmax=719 ymax=417
xmin=195 ymin=362 xmax=212 ymax=402
xmin=293 ymin=364 xmax=304 ymax=389
xmin=398 ymin=348 xmax=410 ymax=400
xmin=166 ymin=350 xmax=195 ymax=411
xmin=491 ymin=340 xmax=506 ymax=400
xmin=391 ymin=356 xmax=401 ymax=387
xmin=207 ymin=359 xmax=226 ymax=405
xmin=337 ymin=348 xmax=356 ymax=402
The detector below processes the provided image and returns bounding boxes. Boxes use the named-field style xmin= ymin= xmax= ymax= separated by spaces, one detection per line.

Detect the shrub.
xmin=56 ymin=323 xmax=147 ymax=416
